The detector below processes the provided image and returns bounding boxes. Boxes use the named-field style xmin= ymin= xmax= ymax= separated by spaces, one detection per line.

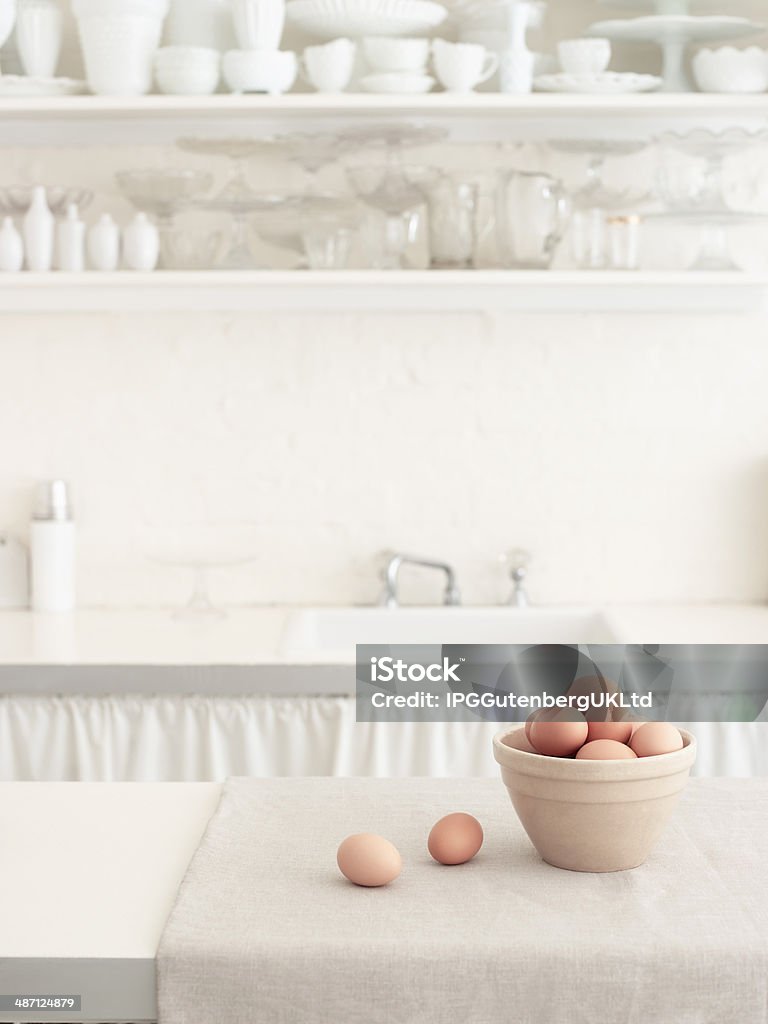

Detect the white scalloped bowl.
xmin=693 ymin=46 xmax=768 ymax=94
xmin=286 ymin=0 xmax=447 ymax=38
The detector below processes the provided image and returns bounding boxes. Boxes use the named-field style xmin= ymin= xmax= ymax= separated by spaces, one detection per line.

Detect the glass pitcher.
xmin=496 ymin=170 xmax=569 ymax=269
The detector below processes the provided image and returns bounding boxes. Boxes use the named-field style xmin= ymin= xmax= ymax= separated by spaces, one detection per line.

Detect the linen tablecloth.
xmin=157 ymin=777 xmax=768 ymax=1024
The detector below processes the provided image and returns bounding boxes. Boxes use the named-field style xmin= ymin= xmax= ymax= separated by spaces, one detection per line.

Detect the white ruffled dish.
xmin=534 ymin=71 xmax=662 ymax=93
xmin=286 ymin=0 xmax=447 ymax=38
xmin=0 ymin=75 xmax=87 ymax=96
xmin=360 ymin=71 xmax=434 ymax=92
xmin=693 ymin=46 xmax=768 ymax=94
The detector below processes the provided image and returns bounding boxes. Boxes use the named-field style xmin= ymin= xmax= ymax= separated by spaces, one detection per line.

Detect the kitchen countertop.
xmin=0 ymin=604 xmax=766 ymax=667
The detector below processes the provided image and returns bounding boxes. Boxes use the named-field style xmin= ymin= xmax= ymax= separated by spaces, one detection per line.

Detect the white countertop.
xmin=0 ymin=604 xmax=766 ymax=666
xmin=0 ymin=782 xmax=221 ymax=959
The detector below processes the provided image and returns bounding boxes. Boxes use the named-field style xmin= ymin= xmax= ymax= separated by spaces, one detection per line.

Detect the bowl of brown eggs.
xmin=493 ymin=715 xmax=697 ymax=873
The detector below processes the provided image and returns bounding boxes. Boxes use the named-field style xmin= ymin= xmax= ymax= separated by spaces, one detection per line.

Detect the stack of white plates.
xmin=286 ymin=0 xmax=447 ymax=38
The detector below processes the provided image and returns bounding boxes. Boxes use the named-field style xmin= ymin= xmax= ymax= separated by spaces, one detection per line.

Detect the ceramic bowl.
xmin=223 ymin=48 xmax=297 ymax=94
xmin=557 ymin=37 xmax=611 ymax=75
xmin=362 ymin=35 xmax=430 ymax=72
xmin=693 ymin=46 xmax=768 ymax=94
xmin=493 ymin=726 xmax=697 ymax=873
xmin=154 ymin=45 xmax=220 ymax=94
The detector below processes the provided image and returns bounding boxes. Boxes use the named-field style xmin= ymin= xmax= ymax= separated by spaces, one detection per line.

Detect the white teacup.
xmin=557 ymin=38 xmax=611 ymax=75
xmin=301 ymin=37 xmax=356 ymax=92
xmin=432 ymin=39 xmax=498 ymax=93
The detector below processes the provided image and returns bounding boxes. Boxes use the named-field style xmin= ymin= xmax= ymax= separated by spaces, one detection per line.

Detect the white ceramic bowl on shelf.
xmin=362 ymin=35 xmax=430 ymax=71
xmin=693 ymin=45 xmax=768 ymax=94
xmin=286 ymin=0 xmax=446 ymax=39
xmin=154 ymin=45 xmax=220 ymax=94
xmin=223 ymin=48 xmax=297 ymax=93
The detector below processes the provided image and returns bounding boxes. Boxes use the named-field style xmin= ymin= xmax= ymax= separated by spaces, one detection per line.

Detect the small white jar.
xmin=57 ymin=203 xmax=86 ymax=272
xmin=0 ymin=217 xmax=24 ymax=272
xmin=123 ymin=212 xmax=160 ymax=271
xmin=87 ymin=213 xmax=120 ymax=271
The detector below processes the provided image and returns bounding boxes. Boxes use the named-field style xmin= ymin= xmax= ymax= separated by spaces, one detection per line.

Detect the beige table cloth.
xmin=158 ymin=777 xmax=768 ymax=1024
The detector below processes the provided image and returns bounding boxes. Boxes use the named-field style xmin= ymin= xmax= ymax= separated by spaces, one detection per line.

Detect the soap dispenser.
xmin=23 ymin=185 xmax=54 ymax=271
xmin=0 ymin=217 xmax=23 ymax=272
xmin=30 ymin=480 xmax=76 ymax=612
xmin=87 ymin=213 xmax=120 ymax=271
xmin=57 ymin=203 xmax=86 ymax=272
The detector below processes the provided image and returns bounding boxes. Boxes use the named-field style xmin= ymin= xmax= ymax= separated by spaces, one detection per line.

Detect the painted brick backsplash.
xmin=1 ymin=309 xmax=767 ymax=608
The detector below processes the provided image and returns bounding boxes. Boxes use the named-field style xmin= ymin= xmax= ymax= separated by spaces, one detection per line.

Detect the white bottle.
xmin=30 ymin=480 xmax=76 ymax=613
xmin=0 ymin=217 xmax=24 ymax=272
xmin=56 ymin=203 xmax=86 ymax=272
xmin=87 ymin=213 xmax=120 ymax=271
xmin=123 ymin=212 xmax=159 ymax=271
xmin=23 ymin=185 xmax=55 ymax=271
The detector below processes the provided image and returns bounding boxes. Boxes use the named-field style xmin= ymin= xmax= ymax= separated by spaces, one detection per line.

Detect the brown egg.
xmin=586 ymin=720 xmax=633 ymax=744
xmin=567 ymin=675 xmax=620 ymax=722
xmin=428 ymin=813 xmax=483 ymax=865
xmin=530 ymin=711 xmax=588 ymax=757
xmin=576 ymin=739 xmax=637 ymax=760
xmin=337 ymin=833 xmax=402 ymax=887
xmin=630 ymin=722 xmax=683 ymax=758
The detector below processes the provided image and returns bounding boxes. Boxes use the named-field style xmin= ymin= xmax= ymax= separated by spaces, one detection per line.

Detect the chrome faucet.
xmin=379 ymin=553 xmax=461 ymax=609
xmin=502 ymin=548 xmax=530 ymax=608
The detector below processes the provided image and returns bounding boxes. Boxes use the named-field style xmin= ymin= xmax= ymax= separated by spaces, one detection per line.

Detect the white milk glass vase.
xmin=23 ymin=185 xmax=54 ymax=271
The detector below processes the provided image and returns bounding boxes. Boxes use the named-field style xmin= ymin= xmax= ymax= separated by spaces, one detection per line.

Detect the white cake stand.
xmin=599 ymin=0 xmax=730 ymax=13
xmin=587 ymin=15 xmax=765 ymax=92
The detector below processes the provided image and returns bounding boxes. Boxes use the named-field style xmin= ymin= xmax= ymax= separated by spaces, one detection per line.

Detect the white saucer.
xmin=534 ymin=71 xmax=662 ymax=93
xmin=0 ymin=75 xmax=87 ymax=96
xmin=360 ymin=72 xmax=435 ymax=93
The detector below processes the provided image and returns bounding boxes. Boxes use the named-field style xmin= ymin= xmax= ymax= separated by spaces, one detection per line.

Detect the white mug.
xmin=432 ymin=39 xmax=498 ymax=93
xmin=300 ymin=38 xmax=356 ymax=93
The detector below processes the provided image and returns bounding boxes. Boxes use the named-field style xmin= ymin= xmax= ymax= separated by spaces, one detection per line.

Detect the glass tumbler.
xmin=424 ymin=176 xmax=478 ymax=269
xmin=496 ymin=170 xmax=569 ymax=269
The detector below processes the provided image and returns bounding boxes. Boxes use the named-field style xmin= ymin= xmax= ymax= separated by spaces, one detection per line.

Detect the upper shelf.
xmin=3 ymin=93 xmax=768 ymax=145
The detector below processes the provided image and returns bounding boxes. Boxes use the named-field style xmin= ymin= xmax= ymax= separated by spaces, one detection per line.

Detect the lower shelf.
xmin=1 ymin=270 xmax=767 ymax=313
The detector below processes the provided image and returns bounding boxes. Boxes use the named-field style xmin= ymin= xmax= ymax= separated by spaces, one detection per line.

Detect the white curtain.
xmin=0 ymin=695 xmax=765 ymax=781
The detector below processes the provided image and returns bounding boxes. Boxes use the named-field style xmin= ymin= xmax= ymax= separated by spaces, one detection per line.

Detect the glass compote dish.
xmin=144 ymin=526 xmax=260 ymax=621
xmin=548 ymin=138 xmax=650 ymax=269
xmin=176 ymin=137 xmax=292 ymax=269
xmin=115 ymin=169 xmax=213 ymax=268
xmin=652 ymin=127 xmax=768 ymax=270
xmin=347 ymin=165 xmax=424 ymax=269
xmin=0 ymin=185 xmax=93 ymax=216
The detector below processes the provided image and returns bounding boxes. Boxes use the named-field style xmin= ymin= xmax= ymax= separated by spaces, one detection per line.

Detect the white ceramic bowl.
xmin=693 ymin=46 xmax=768 ymax=94
xmin=74 ymin=0 xmax=169 ymax=17
xmin=558 ymin=37 xmax=611 ymax=75
xmin=362 ymin=35 xmax=429 ymax=71
xmin=223 ymin=48 xmax=297 ymax=94
xmin=154 ymin=44 xmax=220 ymax=92
xmin=493 ymin=726 xmax=697 ymax=873
xmin=286 ymin=0 xmax=446 ymax=39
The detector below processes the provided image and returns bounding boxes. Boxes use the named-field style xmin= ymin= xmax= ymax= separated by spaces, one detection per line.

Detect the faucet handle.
xmin=500 ymin=548 xmax=531 ymax=607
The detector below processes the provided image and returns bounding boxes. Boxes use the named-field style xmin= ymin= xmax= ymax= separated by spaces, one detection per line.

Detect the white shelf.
xmin=3 ymin=93 xmax=768 ymax=145
xmin=1 ymin=270 xmax=767 ymax=312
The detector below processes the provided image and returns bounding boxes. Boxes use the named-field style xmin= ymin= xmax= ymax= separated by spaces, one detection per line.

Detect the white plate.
xmin=587 ymin=15 xmax=764 ymax=43
xmin=0 ymin=75 xmax=87 ymax=96
xmin=534 ymin=71 xmax=662 ymax=93
xmin=360 ymin=71 xmax=435 ymax=92
xmin=286 ymin=0 xmax=447 ymax=37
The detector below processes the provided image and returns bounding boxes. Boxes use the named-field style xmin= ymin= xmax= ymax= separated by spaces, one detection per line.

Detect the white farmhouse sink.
xmin=280 ymin=606 xmax=618 ymax=660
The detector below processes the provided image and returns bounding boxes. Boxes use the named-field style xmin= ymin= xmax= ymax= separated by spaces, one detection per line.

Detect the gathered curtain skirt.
xmin=0 ymin=694 xmax=765 ymax=781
